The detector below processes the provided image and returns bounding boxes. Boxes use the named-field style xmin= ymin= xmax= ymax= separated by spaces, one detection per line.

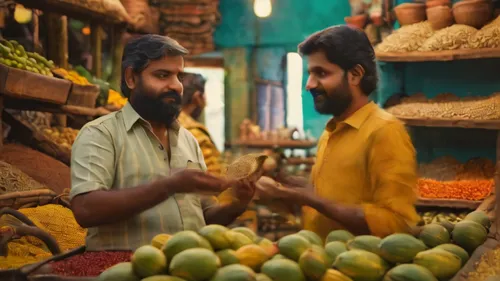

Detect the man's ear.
xmin=192 ymin=91 xmax=204 ymax=106
xmin=124 ymin=67 xmax=137 ymax=91
xmin=347 ymin=64 xmax=365 ymax=86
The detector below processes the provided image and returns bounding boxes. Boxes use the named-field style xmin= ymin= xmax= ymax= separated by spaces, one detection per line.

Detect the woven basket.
xmin=0 ymin=189 xmax=58 ymax=209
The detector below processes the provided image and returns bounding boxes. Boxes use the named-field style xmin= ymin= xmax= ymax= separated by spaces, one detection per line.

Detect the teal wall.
xmin=215 ymin=0 xmax=499 ymax=163
xmin=215 ymin=0 xmax=350 ymax=140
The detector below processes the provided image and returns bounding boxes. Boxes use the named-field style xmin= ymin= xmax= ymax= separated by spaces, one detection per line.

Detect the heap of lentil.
xmin=50 ymin=251 xmax=132 ymax=277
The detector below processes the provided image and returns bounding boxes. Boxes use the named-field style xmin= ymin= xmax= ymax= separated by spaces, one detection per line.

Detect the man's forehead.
xmin=147 ymin=55 xmax=184 ymax=71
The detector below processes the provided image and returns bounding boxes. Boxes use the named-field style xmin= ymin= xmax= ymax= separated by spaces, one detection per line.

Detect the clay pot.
xmin=344 ymin=14 xmax=368 ymax=29
xmin=394 ymin=3 xmax=427 ymax=26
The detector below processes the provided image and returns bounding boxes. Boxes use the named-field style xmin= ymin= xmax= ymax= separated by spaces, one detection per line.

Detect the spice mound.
xmin=419 ymin=24 xmax=477 ymax=51
xmin=387 ymin=92 xmax=500 ymax=120
xmin=418 ymin=178 xmax=494 ymax=201
xmin=375 ymin=21 xmax=434 ymax=52
xmin=0 ymin=160 xmax=48 ymax=193
xmin=51 ymin=251 xmax=132 ymax=277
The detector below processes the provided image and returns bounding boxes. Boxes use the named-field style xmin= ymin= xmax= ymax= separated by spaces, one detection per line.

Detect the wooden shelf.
xmin=286 ymin=157 xmax=315 ymax=165
xmin=396 ymin=116 xmax=500 ymax=130
xmin=0 ymin=64 xmax=71 ymax=105
xmin=416 ymin=198 xmax=483 ymax=209
xmin=226 ymin=139 xmax=317 ymax=149
xmin=3 ymin=96 xmax=111 ymax=117
xmin=16 ymin=0 xmax=127 ymax=25
xmin=376 ymin=48 xmax=500 ymax=62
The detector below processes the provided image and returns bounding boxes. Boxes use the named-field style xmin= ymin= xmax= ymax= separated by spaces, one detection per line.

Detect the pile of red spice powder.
xmin=50 ymin=251 xmax=132 ymax=277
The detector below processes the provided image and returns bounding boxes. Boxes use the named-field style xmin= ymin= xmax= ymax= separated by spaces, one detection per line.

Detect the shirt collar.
xmin=122 ymin=102 xmax=181 ymax=133
xmin=326 ymin=101 xmax=378 ymax=132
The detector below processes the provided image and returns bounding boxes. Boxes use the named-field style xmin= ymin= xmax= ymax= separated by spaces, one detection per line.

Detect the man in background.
xmin=178 ymin=73 xmax=222 ymax=176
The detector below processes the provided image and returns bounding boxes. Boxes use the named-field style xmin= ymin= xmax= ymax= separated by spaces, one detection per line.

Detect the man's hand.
xmin=255 ymin=176 xmax=305 ymax=203
xmin=275 ymin=172 xmax=313 ymax=190
xmin=231 ymin=179 xmax=256 ymax=204
xmin=170 ymin=169 xmax=234 ymax=195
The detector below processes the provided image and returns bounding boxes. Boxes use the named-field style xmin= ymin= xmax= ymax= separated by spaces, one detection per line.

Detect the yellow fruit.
xmin=235 ymin=244 xmax=270 ymax=272
xmin=152 ymin=234 xmax=172 ymax=250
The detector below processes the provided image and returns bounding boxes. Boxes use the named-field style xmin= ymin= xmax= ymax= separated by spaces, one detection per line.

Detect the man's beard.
xmin=129 ymin=82 xmax=182 ymax=127
xmin=310 ymin=79 xmax=353 ymax=117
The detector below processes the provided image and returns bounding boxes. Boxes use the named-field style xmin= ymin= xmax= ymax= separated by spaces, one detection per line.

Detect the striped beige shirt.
xmin=70 ymin=102 xmax=215 ymax=251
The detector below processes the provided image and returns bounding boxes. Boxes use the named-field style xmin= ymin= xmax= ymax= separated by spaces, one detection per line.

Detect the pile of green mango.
xmin=0 ymin=39 xmax=55 ymax=76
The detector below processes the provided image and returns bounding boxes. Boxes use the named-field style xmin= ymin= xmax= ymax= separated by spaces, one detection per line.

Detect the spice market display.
xmin=375 ymin=2 xmax=500 ymax=61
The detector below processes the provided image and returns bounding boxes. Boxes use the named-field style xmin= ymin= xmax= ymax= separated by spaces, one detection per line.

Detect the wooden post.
xmin=91 ymin=23 xmax=103 ymax=79
xmin=46 ymin=13 xmax=68 ymax=69
xmin=108 ymin=26 xmax=125 ymax=91
xmin=33 ymin=10 xmax=39 ymax=52
xmin=495 ymin=131 xmax=500 ymax=240
xmin=0 ymin=96 xmax=3 ymax=151
xmin=46 ymin=13 xmax=68 ymax=127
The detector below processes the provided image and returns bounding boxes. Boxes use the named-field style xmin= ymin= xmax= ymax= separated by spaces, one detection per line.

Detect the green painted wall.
xmin=216 ymin=0 xmax=499 ymax=164
xmin=215 ymin=0 xmax=350 ymax=140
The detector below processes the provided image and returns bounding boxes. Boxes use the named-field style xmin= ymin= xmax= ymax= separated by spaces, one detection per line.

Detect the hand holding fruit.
xmin=169 ymin=169 xmax=235 ymax=195
xmin=231 ymin=179 xmax=256 ymax=204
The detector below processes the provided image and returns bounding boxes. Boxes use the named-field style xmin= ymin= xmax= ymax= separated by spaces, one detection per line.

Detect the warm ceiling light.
xmin=254 ymin=0 xmax=272 ymax=18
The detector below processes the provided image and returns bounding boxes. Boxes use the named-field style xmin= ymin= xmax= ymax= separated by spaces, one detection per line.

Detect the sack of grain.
xmin=102 ymin=0 xmax=132 ymax=23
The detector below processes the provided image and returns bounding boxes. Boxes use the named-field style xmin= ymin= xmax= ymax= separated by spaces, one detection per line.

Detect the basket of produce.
xmin=52 ymin=68 xmax=99 ymax=108
xmin=3 ymin=110 xmax=76 ymax=165
xmin=0 ymin=40 xmax=70 ymax=105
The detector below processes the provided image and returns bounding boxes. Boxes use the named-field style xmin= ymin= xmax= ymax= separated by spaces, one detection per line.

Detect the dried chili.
xmin=50 ymin=251 xmax=132 ymax=277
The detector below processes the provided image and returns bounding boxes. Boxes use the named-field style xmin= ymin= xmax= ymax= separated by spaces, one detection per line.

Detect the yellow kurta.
xmin=304 ymin=102 xmax=420 ymax=239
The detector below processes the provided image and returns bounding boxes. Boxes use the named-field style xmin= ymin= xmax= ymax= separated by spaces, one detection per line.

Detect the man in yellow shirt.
xmin=177 ymin=72 xmax=222 ymax=176
xmin=258 ymin=25 xmax=420 ymax=239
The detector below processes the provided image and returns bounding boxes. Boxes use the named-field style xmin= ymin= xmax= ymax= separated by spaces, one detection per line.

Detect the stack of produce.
xmin=0 ymin=39 xmax=54 ymax=76
xmin=387 ymin=92 xmax=500 ymax=120
xmin=42 ymin=127 xmax=79 ymax=150
xmin=107 ymin=89 xmax=128 ymax=108
xmin=419 ymin=211 xmax=467 ymax=225
xmin=52 ymin=68 xmax=92 ymax=85
xmin=94 ymin=209 xmax=491 ymax=281
xmin=375 ymin=21 xmax=434 ymax=52
xmin=157 ymin=0 xmax=220 ymax=55
xmin=419 ymin=24 xmax=478 ymax=51
xmin=417 ymin=178 xmax=494 ymax=201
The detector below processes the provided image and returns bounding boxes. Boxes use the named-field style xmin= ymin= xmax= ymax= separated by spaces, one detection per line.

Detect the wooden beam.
xmin=46 ymin=13 xmax=69 ymax=127
xmin=91 ymin=23 xmax=103 ymax=79
xmin=0 ymin=95 xmax=3 ymax=152
xmin=46 ymin=13 xmax=68 ymax=69
xmin=108 ymin=26 xmax=126 ymax=91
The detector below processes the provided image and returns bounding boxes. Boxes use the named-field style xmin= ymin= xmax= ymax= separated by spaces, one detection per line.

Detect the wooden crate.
xmin=67 ymin=84 xmax=99 ymax=108
xmin=0 ymin=64 xmax=71 ymax=105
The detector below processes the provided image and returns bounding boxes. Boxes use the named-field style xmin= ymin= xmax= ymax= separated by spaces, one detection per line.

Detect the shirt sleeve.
xmin=70 ymin=125 xmax=116 ymax=200
xmin=363 ymin=121 xmax=421 ymax=237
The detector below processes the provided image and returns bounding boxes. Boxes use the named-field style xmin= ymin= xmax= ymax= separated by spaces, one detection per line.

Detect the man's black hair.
xmin=181 ymin=72 xmax=206 ymax=106
xmin=121 ymin=34 xmax=189 ymax=98
xmin=298 ymin=25 xmax=378 ymax=96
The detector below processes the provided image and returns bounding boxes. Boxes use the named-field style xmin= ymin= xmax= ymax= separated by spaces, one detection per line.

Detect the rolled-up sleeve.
xmin=363 ymin=122 xmax=421 ymax=237
xmin=70 ymin=126 xmax=115 ymax=200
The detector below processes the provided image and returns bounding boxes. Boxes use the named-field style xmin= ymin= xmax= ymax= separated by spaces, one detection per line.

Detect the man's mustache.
xmin=158 ymin=90 xmax=182 ymax=103
xmin=310 ymin=88 xmax=326 ymax=98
